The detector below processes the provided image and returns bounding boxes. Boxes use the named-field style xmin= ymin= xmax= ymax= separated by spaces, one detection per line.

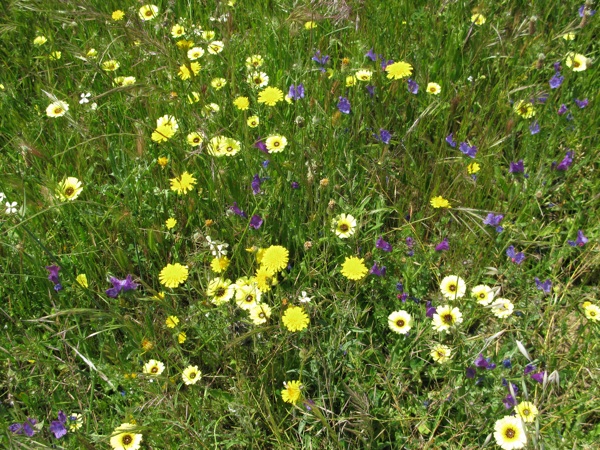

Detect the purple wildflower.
xmin=549 ymin=73 xmax=564 ymax=89
xmin=288 ymin=83 xmax=305 ymax=100
xmin=506 ymin=246 xmax=525 ymax=264
xmin=311 ymin=50 xmax=329 ymax=66
xmin=396 ymin=282 xmax=404 ymax=292
xmin=376 ymin=236 xmax=392 ymax=252
xmin=249 ymin=214 xmax=263 ymax=230
xmin=106 ymin=275 xmax=138 ymax=298
xmin=9 ymin=418 xmax=37 ymax=437
xmin=475 ymin=354 xmax=497 ymax=370
xmin=337 ymin=96 xmax=351 ymax=114
xmin=502 ymin=359 xmax=512 ymax=369
xmin=50 ymin=411 xmax=67 ymax=439
xmin=557 ymin=104 xmax=568 ymax=115
xmin=503 ymin=394 xmax=517 ymax=409
xmin=380 ymin=58 xmax=393 ymax=70
xmin=365 ymin=48 xmax=377 ymax=61
xmin=531 ymin=371 xmax=545 ymax=383
xmin=483 ymin=213 xmax=504 ymax=233
xmin=574 ymin=98 xmax=588 ymax=108
xmin=509 ymin=160 xmax=524 ymax=173
xmin=529 ymin=121 xmax=540 ymax=135
xmin=405 ymin=237 xmax=414 ymax=248
xmin=253 ymin=138 xmax=268 ymax=154
xmin=568 ymin=230 xmax=588 ymax=247
xmin=435 ymin=238 xmax=449 ymax=252
xmin=466 ymin=367 xmax=477 ymax=379
xmin=291 ymin=181 xmax=300 ymax=189
xmin=553 ymin=61 xmax=561 ymax=72
xmin=369 ymin=262 xmax=386 ymax=277
xmin=365 ymin=85 xmax=375 ymax=97
xmin=374 ymin=129 xmax=391 ymax=144
xmin=229 ymin=201 xmax=247 ymax=218
xmin=407 ymin=78 xmax=419 ymax=94
xmin=535 ymin=277 xmax=552 ymax=294
xmin=425 ymin=301 xmax=436 ymax=318
xmin=46 ymin=265 xmax=60 ymax=285
xmin=445 ymin=133 xmax=457 ymax=148
xmin=537 ymin=94 xmax=549 ymax=104
xmin=579 ymin=5 xmax=597 ymax=17
xmin=251 ymin=174 xmax=262 ymax=195
xmin=555 ymin=151 xmax=574 ymax=171
xmin=397 ymin=293 xmax=408 ymax=302
xmin=524 ymin=364 xmax=536 ymax=375
xmin=459 ymin=142 xmax=477 ymax=158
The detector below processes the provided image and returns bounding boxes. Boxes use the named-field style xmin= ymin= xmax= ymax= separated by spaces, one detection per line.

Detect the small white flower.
xmin=0 ymin=192 xmax=5 ymax=202
xmin=79 ymin=93 xmax=91 ymax=104
xmin=298 ymin=291 xmax=312 ymax=303
xmin=90 ymin=102 xmax=98 ymax=110
xmin=5 ymin=201 xmax=18 ymax=214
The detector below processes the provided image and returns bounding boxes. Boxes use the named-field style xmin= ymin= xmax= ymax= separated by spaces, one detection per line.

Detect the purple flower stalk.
xmin=459 ymin=142 xmax=477 ymax=158
xmin=365 ymin=85 xmax=375 ymax=97
xmin=466 ymin=367 xmax=477 ymax=379
xmin=46 ymin=265 xmax=60 ymax=284
xmin=474 ymin=354 xmax=497 ymax=370
xmin=502 ymin=359 xmax=512 ymax=369
xmin=9 ymin=418 xmax=38 ymax=437
xmin=288 ymin=84 xmax=305 ymax=100
xmin=253 ymin=138 xmax=268 ymax=154
xmin=425 ymin=301 xmax=436 ymax=318
xmin=251 ymin=174 xmax=262 ymax=195
xmin=50 ymin=411 xmax=67 ymax=439
xmin=311 ymin=50 xmax=329 ymax=66
xmin=445 ymin=133 xmax=457 ymax=148
xmin=374 ymin=129 xmax=391 ymax=144
xmin=106 ymin=274 xmax=138 ymax=298
xmin=249 ymin=214 xmax=263 ymax=230
xmin=337 ymin=96 xmax=351 ymax=114
xmin=407 ymin=78 xmax=419 ymax=94
xmin=557 ymin=104 xmax=568 ymax=115
xmin=574 ymin=98 xmax=588 ymax=108
xmin=529 ymin=121 xmax=540 ymax=135
xmin=535 ymin=277 xmax=552 ymax=294
xmin=365 ymin=48 xmax=377 ymax=61
xmin=531 ymin=371 xmax=546 ymax=383
xmin=503 ymin=394 xmax=517 ymax=409
xmin=509 ymin=160 xmax=524 ymax=174
xmin=405 ymin=237 xmax=414 ymax=249
xmin=291 ymin=181 xmax=300 ymax=189
xmin=369 ymin=262 xmax=386 ymax=277
xmin=578 ymin=5 xmax=597 ymax=17
xmin=568 ymin=230 xmax=588 ymax=247
xmin=506 ymin=246 xmax=525 ymax=264
xmin=435 ymin=238 xmax=449 ymax=252
xmin=229 ymin=201 xmax=247 ymax=218
xmin=549 ymin=73 xmax=564 ymax=89
xmin=555 ymin=151 xmax=574 ymax=171
xmin=376 ymin=236 xmax=392 ymax=252
xmin=380 ymin=58 xmax=393 ymax=70
xmin=483 ymin=213 xmax=504 ymax=233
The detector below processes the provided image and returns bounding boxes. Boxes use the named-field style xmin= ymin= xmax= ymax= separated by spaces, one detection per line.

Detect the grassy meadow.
xmin=1 ymin=0 xmax=599 ymax=448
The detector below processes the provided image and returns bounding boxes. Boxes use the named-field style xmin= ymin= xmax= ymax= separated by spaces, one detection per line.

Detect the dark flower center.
xmin=216 ymin=288 xmax=225 ymax=297
xmin=273 ymin=141 xmax=280 ymax=147
xmin=245 ymin=295 xmax=254 ymax=303
xmin=54 ymin=107 xmax=63 ymax=114
xmin=505 ymin=428 xmax=515 ymax=439
xmin=259 ymin=312 xmax=265 ymax=318
xmin=254 ymin=77 xmax=261 ymax=84
xmin=573 ymin=60 xmax=580 ymax=68
xmin=396 ymin=319 xmax=405 ymax=327
xmin=151 ymin=366 xmax=158 ymax=373
xmin=523 ymin=409 xmax=530 ymax=416
xmin=479 ymin=293 xmax=485 ymax=298
xmin=339 ymin=224 xmax=349 ymax=232
xmin=189 ymin=372 xmax=196 ymax=379
xmin=145 ymin=11 xmax=153 ymax=16
xmin=449 ymin=284 xmax=456 ymax=291
xmin=193 ymin=138 xmax=200 ymax=143
xmin=65 ymin=187 xmax=74 ymax=196
xmin=442 ymin=314 xmax=453 ymax=324
xmin=590 ymin=311 xmax=596 ymax=316
xmin=122 ymin=434 xmax=133 ymax=445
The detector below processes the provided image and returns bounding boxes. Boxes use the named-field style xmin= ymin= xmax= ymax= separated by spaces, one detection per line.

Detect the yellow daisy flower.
xmin=56 ymin=176 xmax=83 ymax=201
xmin=430 ymin=196 xmax=451 ymax=208
xmin=332 ymin=213 xmax=357 ymax=238
xmin=471 ymin=284 xmax=494 ymax=305
xmin=109 ymin=423 xmax=143 ymax=450
xmin=565 ymin=52 xmax=587 ymax=71
xmin=440 ymin=275 xmax=466 ymax=300
xmin=182 ymin=365 xmax=201 ymax=385
xmin=385 ymin=61 xmax=413 ymax=80
xmin=171 ymin=24 xmax=185 ymax=38
xmin=388 ymin=310 xmax=412 ymax=335
xmin=426 ymin=82 xmax=441 ymax=95
xmin=112 ymin=10 xmax=125 ymax=21
xmin=432 ymin=305 xmax=463 ymax=332
xmin=207 ymin=40 xmax=224 ymax=54
xmin=159 ymin=263 xmax=189 ymax=288
xmin=282 ymin=306 xmax=309 ymax=332
xmin=513 ymin=100 xmax=535 ymax=118
xmin=249 ymin=303 xmax=272 ymax=324
xmin=187 ymin=132 xmax=203 ymax=147
xmin=281 ymin=380 xmax=302 ymax=404
xmin=471 ymin=14 xmax=486 ymax=25
xmin=142 ymin=359 xmax=165 ymax=376
xmin=493 ymin=416 xmax=527 ymax=450
xmin=210 ymin=256 xmax=230 ymax=273
xmin=340 ymin=256 xmax=368 ymax=280
xmin=76 ymin=274 xmax=88 ymax=288
xmin=165 ymin=315 xmax=179 ymax=328
xmin=46 ymin=100 xmax=69 ymax=118
xmin=247 ymin=115 xmax=260 ymax=127
xmin=207 ymin=277 xmax=235 ymax=305
xmin=265 ymin=135 xmax=287 ymax=153
xmin=170 ymin=172 xmax=197 ymax=195
xmin=101 ymin=60 xmax=120 ymax=71
xmin=187 ymin=47 xmax=205 ymax=60
xmin=260 ymin=245 xmax=289 ymax=273
xmin=233 ymin=96 xmax=249 ymax=110
xmin=138 ymin=4 xmax=159 ymax=21
xmin=516 ymin=401 xmax=538 ymax=423
xmin=430 ymin=344 xmax=452 ymax=363
xmin=257 ymin=87 xmax=284 ymax=106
